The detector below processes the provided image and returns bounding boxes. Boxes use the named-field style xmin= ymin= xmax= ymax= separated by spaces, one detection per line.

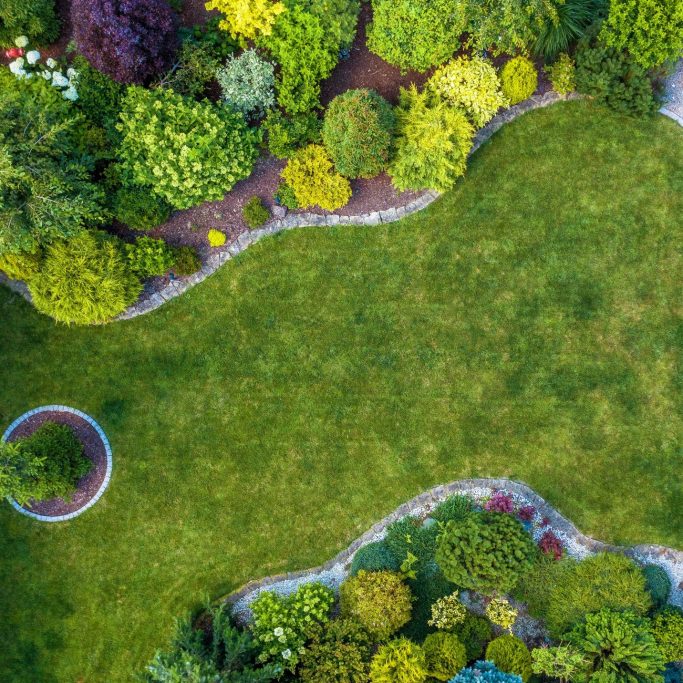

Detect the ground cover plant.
xmin=0 ymin=102 xmax=681 ymax=681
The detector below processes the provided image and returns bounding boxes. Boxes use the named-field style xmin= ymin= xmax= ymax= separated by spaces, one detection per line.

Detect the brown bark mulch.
xmin=6 ymin=411 xmax=108 ymax=517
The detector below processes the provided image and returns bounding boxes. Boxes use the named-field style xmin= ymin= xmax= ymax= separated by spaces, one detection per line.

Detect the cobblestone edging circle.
xmin=226 ymin=478 xmax=682 ymax=625
xmin=2 ymin=405 xmax=113 ymax=522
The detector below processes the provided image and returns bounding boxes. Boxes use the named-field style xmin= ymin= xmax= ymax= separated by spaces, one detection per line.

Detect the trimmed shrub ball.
xmin=450 ymin=660 xmax=523 ymax=683
xmin=351 ymin=541 xmax=401 ymax=575
xmin=485 ymin=635 xmax=532 ymax=682
xmin=641 ymin=564 xmax=671 ymax=609
xmin=499 ymin=57 xmax=538 ymax=105
xmin=423 ymin=632 xmax=467 ymax=681
xmin=452 ymin=611 xmax=493 ymax=661
xmin=72 ymin=0 xmax=178 ymax=84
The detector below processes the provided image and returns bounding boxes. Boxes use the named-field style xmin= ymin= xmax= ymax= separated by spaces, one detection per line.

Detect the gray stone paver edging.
xmin=2 ymin=405 xmax=113 ymax=522
xmin=227 ymin=478 xmax=682 ymax=625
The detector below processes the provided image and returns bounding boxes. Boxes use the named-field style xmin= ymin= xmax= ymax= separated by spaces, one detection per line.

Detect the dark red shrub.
xmin=539 ymin=530 xmax=564 ymax=560
xmin=517 ymin=505 xmax=536 ymax=522
xmin=484 ymin=491 xmax=515 ymax=514
xmin=72 ymin=0 xmax=178 ymax=84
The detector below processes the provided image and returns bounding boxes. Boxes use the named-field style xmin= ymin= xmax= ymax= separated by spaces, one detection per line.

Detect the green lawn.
xmin=0 ymin=101 xmax=681 ymax=682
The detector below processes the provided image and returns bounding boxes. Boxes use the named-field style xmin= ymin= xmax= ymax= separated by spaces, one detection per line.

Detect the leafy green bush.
xmin=298 ymin=618 xmax=373 ymax=683
xmin=126 ymin=237 xmax=175 ymax=278
xmin=575 ymin=40 xmax=659 ymax=116
xmin=275 ymin=182 xmax=300 ymax=210
xmin=0 ymin=249 xmax=42 ymax=282
xmin=113 ymin=186 xmax=172 ymax=231
xmin=242 ymin=196 xmax=271 ymax=229
xmin=385 ymin=516 xmax=439 ymax=573
xmin=172 ymin=246 xmax=202 ymax=276
xmin=642 ymin=564 xmax=671 ymax=609
xmin=451 ymin=660 xmax=523 ymax=683
xmin=280 ymin=144 xmax=352 ymax=211
xmin=370 ymin=638 xmax=427 ymax=683
xmin=179 ymin=17 xmax=240 ymax=62
xmin=301 ymin=0 xmax=360 ymax=52
xmin=485 ymin=597 xmax=518 ymax=632
xmin=430 ymin=495 xmax=475 ymax=524
xmin=402 ymin=564 xmax=453 ymax=642
xmin=263 ymin=110 xmax=322 ymax=158
xmin=351 ymin=541 xmax=401 ymax=575
xmin=340 ymin=570 xmax=413 ymax=640
xmin=389 ymin=85 xmax=474 ymax=193
xmin=500 ymin=57 xmax=538 ymax=105
xmin=452 ymin=611 xmax=493 ymax=661
xmin=651 ymin=607 xmax=683 ymax=663
xmin=533 ymin=0 xmax=603 ymax=58
xmin=0 ymin=0 xmax=60 ymax=46
xmin=428 ymin=592 xmax=467 ymax=631
xmin=512 ymin=554 xmax=573 ymax=622
xmin=544 ymin=53 xmax=577 ymax=95
xmin=435 ymin=511 xmax=536 ymax=594
xmin=158 ymin=39 xmax=221 ymax=99
xmin=531 ymin=645 xmax=588 ymax=683
xmin=217 ymin=48 xmax=275 ymax=119
xmin=118 ymin=87 xmax=260 ymax=210
xmin=322 ymin=89 xmax=395 ymax=179
xmin=29 ymin=232 xmax=141 ymax=325
xmin=423 ymin=631 xmax=467 ymax=681
xmin=427 ymin=56 xmax=509 ymax=128
xmin=367 ymin=0 xmax=466 ymax=73
xmin=568 ymin=609 xmax=664 ymax=683
xmin=205 ymin=0 xmax=285 ymax=41
xmin=486 ymin=635 xmax=532 ymax=682
xmin=599 ymin=0 xmax=683 ymax=69
xmin=544 ymin=552 xmax=652 ymax=637
xmin=251 ymin=582 xmax=334 ymax=670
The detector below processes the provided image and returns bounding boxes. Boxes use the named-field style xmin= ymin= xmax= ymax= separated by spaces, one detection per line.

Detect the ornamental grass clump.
xmin=485 ymin=635 xmax=533 ymax=682
xmin=500 ymin=57 xmax=538 ymax=105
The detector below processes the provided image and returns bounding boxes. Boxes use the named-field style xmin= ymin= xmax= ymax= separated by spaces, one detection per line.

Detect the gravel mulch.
xmin=5 ymin=410 xmax=108 ymax=517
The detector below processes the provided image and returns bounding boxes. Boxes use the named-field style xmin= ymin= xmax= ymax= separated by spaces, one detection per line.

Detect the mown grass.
xmin=0 ymin=101 xmax=681 ymax=682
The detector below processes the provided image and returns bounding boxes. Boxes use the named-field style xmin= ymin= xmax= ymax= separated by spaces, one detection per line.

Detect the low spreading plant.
xmin=485 ymin=597 xmax=518 ymax=632
xmin=242 ymin=196 xmax=270 ymax=229
xmin=113 ymin=186 xmax=172 ymax=232
xmin=544 ymin=54 xmax=576 ymax=95
xmin=126 ymin=237 xmax=175 ymax=278
xmin=423 ymin=631 xmax=466 ymax=681
xmin=484 ymin=492 xmax=515 ymax=514
xmin=651 ymin=607 xmax=683 ymax=663
xmin=351 ymin=541 xmax=402 ymax=575
xmin=429 ymin=592 xmax=467 ymax=630
xmin=217 ymin=49 xmax=275 ymax=119
xmin=500 ymin=57 xmax=538 ymax=105
xmin=486 ymin=635 xmax=533 ymax=682
xmin=369 ymin=638 xmax=427 ymax=683
xmin=538 ymin=530 xmax=564 ymax=560
xmin=517 ymin=505 xmax=536 ymax=523
xmin=451 ymin=660 xmax=523 ymax=683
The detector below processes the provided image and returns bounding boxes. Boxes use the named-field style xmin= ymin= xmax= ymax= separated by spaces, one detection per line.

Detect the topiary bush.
xmin=217 ymin=49 xmax=275 ymax=119
xmin=651 ymin=607 xmax=683 ymax=663
xmin=113 ymin=185 xmax=172 ymax=231
xmin=0 ymin=0 xmax=59 ymax=47
xmin=435 ymin=511 xmax=537 ymax=595
xmin=118 ymin=87 xmax=260 ymax=210
xmin=430 ymin=495 xmax=475 ymax=525
xmin=172 ymin=246 xmax=202 ymax=276
xmin=642 ymin=564 xmax=671 ymax=609
xmin=366 ymin=0 xmax=466 ymax=73
xmin=351 ymin=541 xmax=402 ymax=575
xmin=340 ymin=570 xmax=413 ymax=641
xmin=370 ymin=638 xmax=427 ymax=683
xmin=280 ymin=144 xmax=352 ymax=211
xmin=499 ymin=57 xmax=538 ymax=105
xmin=322 ymin=89 xmax=395 ymax=179
xmin=450 ymin=660 xmax=523 ymax=683
xmin=427 ymin=56 xmax=509 ymax=128
xmin=29 ymin=231 xmax=141 ymax=325
xmin=544 ymin=53 xmax=576 ymax=95
xmin=125 ymin=237 xmax=175 ymax=278
xmin=263 ymin=110 xmax=322 ymax=159
xmin=568 ymin=609 xmax=665 ymax=683
xmin=544 ymin=552 xmax=652 ymax=637
xmin=72 ymin=0 xmax=178 ymax=84
xmin=423 ymin=632 xmax=467 ymax=681
xmin=485 ymin=635 xmax=532 ymax=682
xmin=452 ymin=612 xmax=493 ymax=662
xmin=389 ymin=85 xmax=474 ymax=193
xmin=242 ymin=196 xmax=270 ymax=229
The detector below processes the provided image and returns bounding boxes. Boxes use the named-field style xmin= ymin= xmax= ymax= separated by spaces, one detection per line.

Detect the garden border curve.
xmin=1 ymin=405 xmax=113 ymax=522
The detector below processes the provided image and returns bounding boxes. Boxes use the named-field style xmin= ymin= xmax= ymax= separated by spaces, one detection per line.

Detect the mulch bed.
xmin=5 ymin=411 xmax=108 ymax=517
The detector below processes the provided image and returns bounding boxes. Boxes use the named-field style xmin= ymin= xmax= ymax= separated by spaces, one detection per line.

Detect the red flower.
xmin=6 ymin=47 xmax=24 ymax=58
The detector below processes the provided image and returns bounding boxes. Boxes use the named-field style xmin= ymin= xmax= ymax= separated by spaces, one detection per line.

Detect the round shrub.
xmin=430 ymin=495 xmax=475 ymax=525
xmin=29 ymin=231 xmax=141 ymax=325
xmin=113 ymin=185 xmax=172 ymax=231
xmin=641 ymin=564 xmax=671 ymax=609
xmin=367 ymin=0 xmax=467 ymax=73
xmin=370 ymin=638 xmax=427 ymax=683
xmin=322 ymin=89 xmax=395 ymax=179
xmin=451 ymin=660 xmax=523 ymax=683
xmin=351 ymin=541 xmax=401 ymax=575
xmin=172 ymin=246 xmax=202 ymax=276
xmin=429 ymin=592 xmax=467 ymax=631
xmin=0 ymin=249 xmax=42 ymax=282
xmin=125 ymin=237 xmax=175 ymax=278
xmin=499 ymin=57 xmax=538 ymax=105
xmin=651 ymin=607 xmax=683 ymax=663
xmin=217 ymin=49 xmax=275 ymax=119
xmin=544 ymin=552 xmax=652 ymax=637
xmin=427 ymin=56 xmax=509 ymax=128
xmin=453 ymin=612 xmax=493 ymax=661
xmin=208 ymin=229 xmax=227 ymax=248
xmin=340 ymin=570 xmax=413 ymax=640
xmin=0 ymin=0 xmax=59 ymax=47
xmin=72 ymin=0 xmax=178 ymax=84
xmin=423 ymin=632 xmax=467 ymax=681
xmin=435 ymin=512 xmax=537 ymax=595
xmin=384 ymin=516 xmax=439 ymax=572
xmin=242 ymin=196 xmax=270 ymax=229
xmin=544 ymin=53 xmax=576 ymax=95
xmin=485 ymin=635 xmax=532 ymax=682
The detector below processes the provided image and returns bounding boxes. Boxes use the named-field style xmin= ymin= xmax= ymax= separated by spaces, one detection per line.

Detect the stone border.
xmin=2 ymin=405 xmax=113 ymax=522
xmin=226 ymin=478 xmax=682 ymax=624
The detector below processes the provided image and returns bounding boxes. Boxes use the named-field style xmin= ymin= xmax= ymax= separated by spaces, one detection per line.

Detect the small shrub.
xmin=208 ymin=229 xmax=227 ymax=248
xmin=435 ymin=511 xmax=537 ymax=595
xmin=172 ymin=246 xmax=202 ymax=276
xmin=242 ymin=197 xmax=270 ymax=229
xmin=0 ymin=249 xmax=42 ymax=282
xmin=451 ymin=660 xmax=523 ymax=683
xmin=351 ymin=541 xmax=401 ymax=576
xmin=500 ymin=57 xmax=538 ymax=105
xmin=205 ymin=0 xmax=285 ymax=41
xmin=369 ymin=638 xmax=427 ymax=683
xmin=322 ymin=88 xmax=395 ymax=179
xmin=29 ymin=232 xmax=141 ymax=325
xmin=280 ymin=145 xmax=351 ymax=211
xmin=113 ymin=186 xmax=172 ymax=231
xmin=544 ymin=53 xmax=576 ymax=95
xmin=484 ymin=492 xmax=515 ymax=514
xmin=429 ymin=592 xmax=467 ymax=631
xmin=72 ymin=0 xmax=178 ymax=84
xmin=217 ymin=49 xmax=275 ymax=119
xmin=423 ymin=632 xmax=466 ymax=681
xmin=427 ymin=56 xmax=509 ymax=128
xmin=651 ymin=607 xmax=683 ymax=663
xmin=340 ymin=570 xmax=413 ymax=640
xmin=531 ymin=645 xmax=588 ymax=683
xmin=642 ymin=564 xmax=671 ymax=609
xmin=512 ymin=555 xmax=572 ymax=622
xmin=517 ymin=506 xmax=536 ymax=523
xmin=568 ymin=609 xmax=665 ymax=683
xmin=485 ymin=598 xmax=518 ymax=632
xmin=275 ymin=183 xmax=300 ymax=210
xmin=158 ymin=40 xmax=221 ymax=99
xmin=0 ymin=0 xmax=59 ymax=47
xmin=263 ymin=110 xmax=322 ymax=159
xmin=430 ymin=495 xmax=475 ymax=524
xmin=403 ymin=564 xmax=454 ymax=642
xmin=452 ymin=612 xmax=493 ymax=661
xmin=385 ymin=516 xmax=439 ymax=573
xmin=126 ymin=237 xmax=175 ymax=278
xmin=486 ymin=635 xmax=532 ymax=682
xmin=538 ymin=530 xmax=564 ymax=560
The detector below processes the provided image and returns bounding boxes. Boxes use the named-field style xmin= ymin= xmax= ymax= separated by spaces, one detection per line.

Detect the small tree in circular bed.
xmin=322 ymin=89 xmax=395 ymax=179
xmin=435 ymin=512 xmax=537 ymax=594
xmin=72 ymin=0 xmax=178 ymax=84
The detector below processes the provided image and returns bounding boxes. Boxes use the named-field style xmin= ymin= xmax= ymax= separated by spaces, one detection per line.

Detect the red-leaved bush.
xmin=484 ymin=491 xmax=515 ymax=514
xmin=517 ymin=505 xmax=536 ymax=522
xmin=539 ymin=530 xmax=564 ymax=560
xmin=72 ymin=0 xmax=178 ymax=84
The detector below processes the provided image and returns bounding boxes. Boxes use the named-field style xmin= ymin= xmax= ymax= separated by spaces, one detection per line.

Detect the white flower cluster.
xmin=6 ymin=36 xmax=79 ymax=101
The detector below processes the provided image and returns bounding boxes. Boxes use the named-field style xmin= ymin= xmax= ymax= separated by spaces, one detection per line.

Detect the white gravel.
xmin=662 ymin=59 xmax=683 ymax=119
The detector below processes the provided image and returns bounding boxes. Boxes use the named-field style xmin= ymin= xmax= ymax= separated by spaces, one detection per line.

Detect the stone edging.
xmin=660 ymin=106 xmax=683 ymax=127
xmin=2 ymin=405 xmax=113 ymax=522
xmin=226 ymin=478 xmax=682 ymax=624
